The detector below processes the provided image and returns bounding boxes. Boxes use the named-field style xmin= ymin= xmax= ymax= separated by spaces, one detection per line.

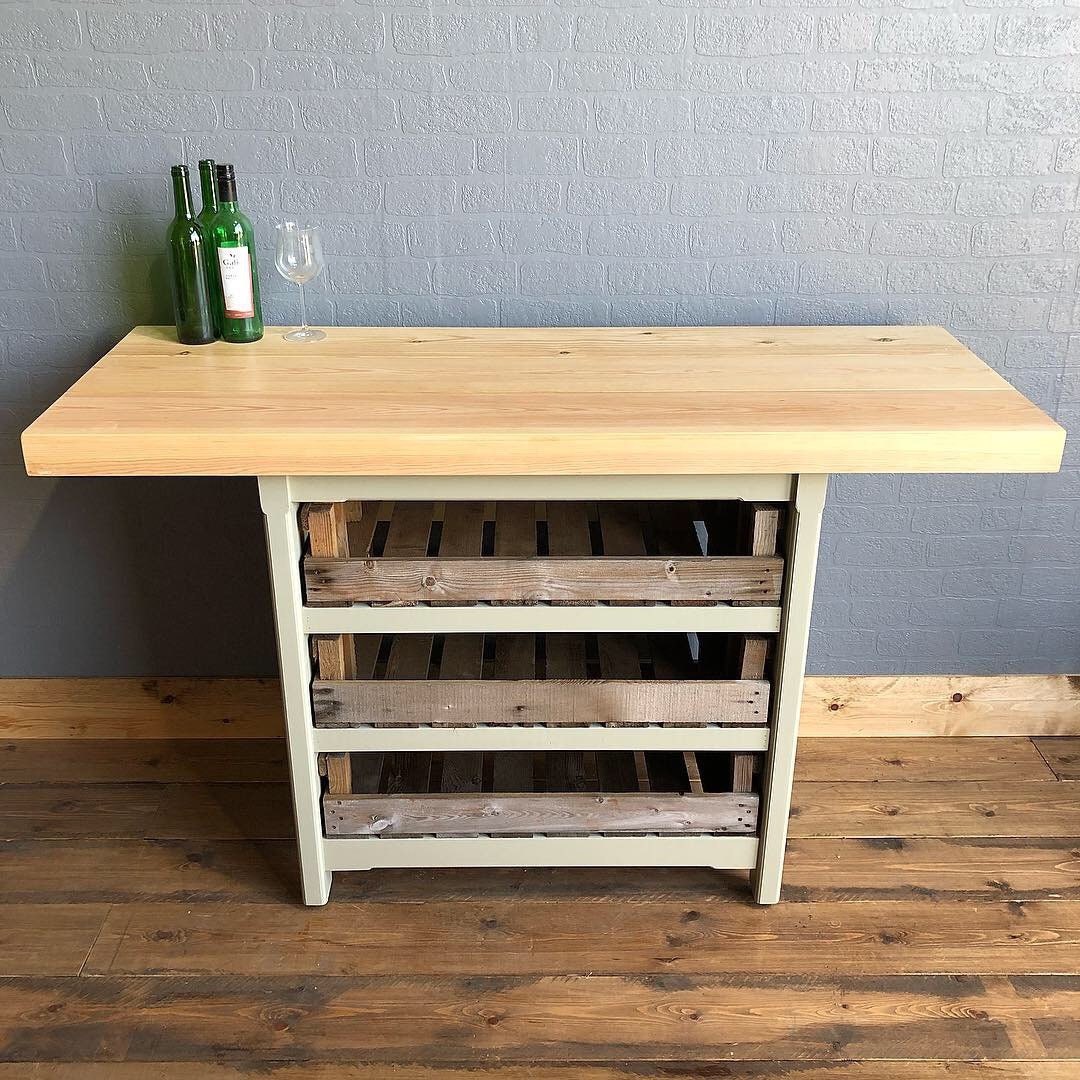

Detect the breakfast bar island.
xmin=21 ymin=325 xmax=1065 ymax=905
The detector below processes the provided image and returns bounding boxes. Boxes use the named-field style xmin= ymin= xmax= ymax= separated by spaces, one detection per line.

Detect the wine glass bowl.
xmin=275 ymin=222 xmax=325 ymax=342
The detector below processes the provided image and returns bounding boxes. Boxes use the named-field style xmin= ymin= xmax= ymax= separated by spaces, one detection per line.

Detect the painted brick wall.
xmin=0 ymin=2 xmax=1076 ymax=676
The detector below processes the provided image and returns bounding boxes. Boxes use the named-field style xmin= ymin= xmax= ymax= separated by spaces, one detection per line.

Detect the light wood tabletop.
xmin=21 ymin=324 xmax=1065 ymax=476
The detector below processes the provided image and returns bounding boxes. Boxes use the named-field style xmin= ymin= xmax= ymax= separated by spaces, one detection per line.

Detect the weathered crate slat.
xmin=322 ymin=748 xmax=759 ymax=838
xmin=301 ymin=499 xmax=784 ymax=608
xmin=311 ymin=632 xmax=769 ymax=729
xmin=306 ymin=555 xmax=781 ymax=606
xmin=313 ymin=677 xmax=769 ymax=729
xmin=324 ymin=792 xmax=758 ymax=837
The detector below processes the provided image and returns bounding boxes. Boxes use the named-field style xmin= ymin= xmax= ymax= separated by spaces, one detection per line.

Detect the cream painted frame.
xmin=258 ymin=472 xmax=827 ymax=906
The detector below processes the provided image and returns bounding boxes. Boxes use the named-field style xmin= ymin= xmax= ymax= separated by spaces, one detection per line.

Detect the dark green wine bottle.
xmin=207 ymin=163 xmax=263 ymax=344
xmin=195 ymin=159 xmax=220 ymax=337
xmin=166 ymin=164 xmax=215 ymax=346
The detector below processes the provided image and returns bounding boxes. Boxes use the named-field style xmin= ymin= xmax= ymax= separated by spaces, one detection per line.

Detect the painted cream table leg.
xmin=752 ymin=472 xmax=828 ymax=905
xmin=259 ymin=475 xmax=332 ymax=906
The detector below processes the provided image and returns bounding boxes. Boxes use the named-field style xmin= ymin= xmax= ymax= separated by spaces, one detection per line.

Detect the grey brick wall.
xmin=0 ymin=1 xmax=1076 ymax=676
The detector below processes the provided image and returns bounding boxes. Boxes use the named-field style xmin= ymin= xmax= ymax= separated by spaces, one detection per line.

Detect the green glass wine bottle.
xmin=166 ymin=164 xmax=215 ymax=346
xmin=207 ymin=163 xmax=263 ymax=344
xmin=195 ymin=159 xmax=220 ymax=337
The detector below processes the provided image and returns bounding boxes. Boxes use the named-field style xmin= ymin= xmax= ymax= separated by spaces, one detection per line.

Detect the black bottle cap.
xmin=216 ymin=162 xmax=237 ymax=202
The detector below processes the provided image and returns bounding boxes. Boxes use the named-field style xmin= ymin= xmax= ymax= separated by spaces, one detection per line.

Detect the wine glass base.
xmin=283 ymin=327 xmax=326 ymax=343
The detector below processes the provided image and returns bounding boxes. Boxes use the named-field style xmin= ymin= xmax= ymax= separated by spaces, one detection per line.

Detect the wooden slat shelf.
xmin=322 ymin=750 xmax=759 ymax=838
xmin=311 ymin=632 xmax=772 ymax=730
xmin=303 ymin=494 xmax=777 ymax=872
xmin=302 ymin=500 xmax=784 ymax=607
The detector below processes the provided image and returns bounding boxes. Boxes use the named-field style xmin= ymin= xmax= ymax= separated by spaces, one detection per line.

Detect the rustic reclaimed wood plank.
xmin=789 ymin=781 xmax=1080 ymax=838
xmin=2 ymin=973 xmax=1078 ymax=1061
xmin=739 ymin=503 xmax=782 ymax=560
xmin=683 ymin=752 xmax=704 ymax=793
xmin=438 ymin=503 xmax=486 ymax=557
xmin=80 ymin=898 xmax=1080 ymax=977
xmin=544 ymin=502 xmax=592 ymax=556
xmin=0 ymin=1064 xmax=1075 ymax=1080
xmin=306 ymin=503 xmax=350 ymax=563
xmin=1034 ymin=738 xmax=1080 ymax=781
xmin=494 ymin=502 xmax=538 ymax=557
xmin=781 ymin=836 xmax=1080 ymax=903
xmin=0 ymin=740 xmax=288 ymax=784
xmin=796 ymin=738 xmax=1057 ymax=783
xmin=2 ymin=835 xmax=1079 ymax=906
xmin=324 ymin=792 xmax=758 ymax=837
xmin=304 ymin=555 xmax=782 ymax=606
xmin=435 ymin=635 xmax=484 ymax=685
xmin=0 ymin=904 xmax=110 ymax=976
xmin=384 ymin=635 xmax=433 ymax=681
xmin=804 ymin=675 xmax=1080 ymax=737
xmin=0 ymin=784 xmax=294 ymax=841
xmin=311 ymin=679 xmax=770 ymax=729
xmin=323 ymin=755 xmax=352 ymax=797
xmin=383 ymin=501 xmax=434 ymax=559
xmin=0 ymin=678 xmax=285 ymax=739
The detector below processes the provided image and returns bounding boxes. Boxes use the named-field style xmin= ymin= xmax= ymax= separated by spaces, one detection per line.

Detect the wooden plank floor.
xmin=0 ymin=736 xmax=1078 ymax=1078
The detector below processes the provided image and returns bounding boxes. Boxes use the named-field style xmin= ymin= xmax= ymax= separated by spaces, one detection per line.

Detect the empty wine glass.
xmin=275 ymin=222 xmax=325 ymax=342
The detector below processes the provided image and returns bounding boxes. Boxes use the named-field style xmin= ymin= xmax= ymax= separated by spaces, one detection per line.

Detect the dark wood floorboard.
xmin=0 ymin=736 xmax=1078 ymax=1072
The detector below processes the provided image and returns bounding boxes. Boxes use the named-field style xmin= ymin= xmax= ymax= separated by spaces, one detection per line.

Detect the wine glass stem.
xmin=298 ymin=282 xmax=308 ymax=332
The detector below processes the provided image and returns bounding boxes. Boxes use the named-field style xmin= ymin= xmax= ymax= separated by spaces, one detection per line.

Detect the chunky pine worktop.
xmin=21 ymin=324 xmax=1064 ymax=477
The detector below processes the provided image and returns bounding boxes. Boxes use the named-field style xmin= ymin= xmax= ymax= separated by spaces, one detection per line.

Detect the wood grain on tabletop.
xmin=20 ymin=325 xmax=1065 ymax=476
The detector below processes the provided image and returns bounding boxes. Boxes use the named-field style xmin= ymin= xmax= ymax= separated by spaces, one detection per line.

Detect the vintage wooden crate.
xmin=301 ymin=500 xmax=784 ymax=607
xmin=322 ymin=749 xmax=760 ymax=838
xmin=313 ymin=631 xmax=771 ymax=805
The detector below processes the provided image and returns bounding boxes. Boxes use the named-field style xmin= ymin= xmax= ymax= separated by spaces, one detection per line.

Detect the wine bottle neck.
xmin=198 ymin=163 xmax=217 ymax=214
xmin=171 ymin=168 xmax=194 ymax=220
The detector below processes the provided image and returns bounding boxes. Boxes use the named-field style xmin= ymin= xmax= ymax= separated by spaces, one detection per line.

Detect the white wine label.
xmin=217 ymin=245 xmax=254 ymax=319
